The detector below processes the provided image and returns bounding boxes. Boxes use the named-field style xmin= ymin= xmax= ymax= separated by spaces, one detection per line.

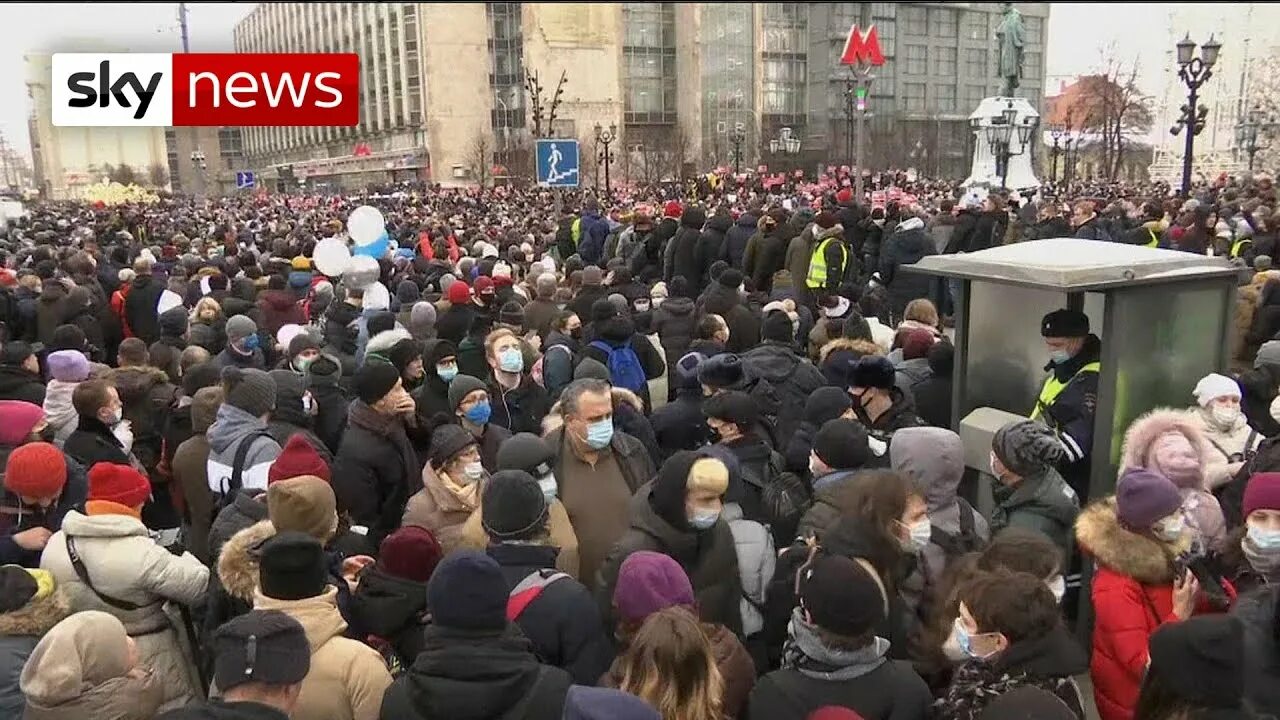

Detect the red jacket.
xmin=1077 ymin=499 xmax=1235 ymax=720
xmin=257 ymin=289 xmax=308 ymax=336
xmin=111 ymin=287 xmax=133 ymax=339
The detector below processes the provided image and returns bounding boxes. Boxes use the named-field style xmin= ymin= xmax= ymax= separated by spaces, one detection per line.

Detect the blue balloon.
xmin=353 ymin=232 xmax=389 ymax=258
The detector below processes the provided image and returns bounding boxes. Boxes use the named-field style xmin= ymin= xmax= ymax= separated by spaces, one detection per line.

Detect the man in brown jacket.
xmin=171 ymin=385 xmax=223 ymax=563
xmin=546 ymin=379 xmax=654 ymax=591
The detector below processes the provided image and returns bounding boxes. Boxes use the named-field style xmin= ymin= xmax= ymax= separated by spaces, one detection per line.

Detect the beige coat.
xmin=40 ymin=510 xmax=209 ymax=711
xmin=401 ymin=463 xmax=479 ymax=554
xmin=457 ymin=499 xmax=582 ymax=579
xmin=254 ymin=586 xmax=392 ymax=720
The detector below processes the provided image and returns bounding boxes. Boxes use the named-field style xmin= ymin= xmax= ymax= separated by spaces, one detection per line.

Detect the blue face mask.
xmin=952 ymin=618 xmax=998 ymax=661
xmin=498 ymin=347 xmax=523 ymax=373
xmin=436 ymin=364 xmax=458 ymax=383
xmin=1049 ymin=349 xmax=1071 ymax=365
xmin=464 ymin=400 xmax=491 ymax=425
xmin=688 ymin=509 xmax=720 ymax=530
xmin=240 ymin=334 xmax=261 ymax=352
xmin=1249 ymin=523 xmax=1280 ymax=550
xmin=585 ymin=418 xmax=613 ymax=449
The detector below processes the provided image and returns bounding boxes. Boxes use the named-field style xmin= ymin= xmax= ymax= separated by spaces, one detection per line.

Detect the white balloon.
xmin=363 ymin=281 xmax=390 ymax=311
xmin=344 ymin=255 xmax=380 ymax=290
xmin=276 ymin=324 xmax=306 ymax=351
xmin=313 ymin=238 xmax=351 ymax=277
xmin=347 ymin=205 xmax=385 ymax=246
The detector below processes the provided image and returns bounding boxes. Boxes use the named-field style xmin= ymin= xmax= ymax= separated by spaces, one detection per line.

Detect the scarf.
xmin=780 ymin=608 xmax=889 ymax=681
xmin=436 ymin=469 xmax=480 ymax=512
xmin=1243 ymin=534 xmax=1280 ymax=584
xmin=348 ymin=401 xmax=419 ymax=491
xmin=85 ymin=500 xmax=141 ymax=521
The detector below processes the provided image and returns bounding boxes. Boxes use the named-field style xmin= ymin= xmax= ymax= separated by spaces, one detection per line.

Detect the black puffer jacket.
xmin=652 ymin=296 xmax=697 ymax=376
xmin=880 ymin=217 xmax=938 ymax=321
xmin=665 ymin=206 xmax=708 ymax=287
xmin=123 ymin=274 xmax=165 ymax=344
xmin=702 ymin=283 xmax=760 ymax=355
xmin=1233 ymin=585 xmax=1280 ymax=718
xmin=0 ymin=366 xmax=44 ymax=406
xmin=741 ymin=342 xmax=826 ymax=443
xmin=725 ymin=213 xmax=758 ymax=269
xmin=379 ymin=625 xmax=572 ymax=720
xmin=748 ymin=224 xmax=791 ymax=294
xmin=698 ymin=212 xmax=733 ymax=282
xmin=595 ymin=453 xmax=743 ymax=636
xmin=487 ymin=542 xmax=614 ymax=686
xmin=349 ymin=564 xmax=429 ymax=667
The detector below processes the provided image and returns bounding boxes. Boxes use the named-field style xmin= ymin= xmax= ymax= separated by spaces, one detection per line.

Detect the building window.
xmin=929 ymin=7 xmax=957 ymax=38
xmin=488 ymin=2 xmax=526 ymax=131
xmin=963 ymin=11 xmax=987 ymax=41
xmin=218 ymin=127 xmax=243 ymax=158
xmin=932 ymin=47 xmax=956 ymax=76
xmin=1024 ymin=16 xmax=1043 ymax=43
xmin=624 ymin=3 xmax=677 ymax=123
xmin=763 ymin=3 xmax=806 ymax=53
xmin=964 ymin=48 xmax=987 ymax=79
xmin=763 ymin=57 xmax=806 ymax=116
xmin=935 ymin=84 xmax=957 ymax=112
xmin=904 ymin=44 xmax=927 ymax=75
xmin=964 ymin=84 xmax=986 ymax=109
xmin=902 ymin=5 xmax=926 ymax=36
xmin=904 ymin=82 xmax=926 ymax=111
xmin=624 ymin=3 xmax=674 ymax=48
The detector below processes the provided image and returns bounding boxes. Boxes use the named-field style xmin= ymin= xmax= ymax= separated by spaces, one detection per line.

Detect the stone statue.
xmin=995 ymin=2 xmax=1025 ymax=96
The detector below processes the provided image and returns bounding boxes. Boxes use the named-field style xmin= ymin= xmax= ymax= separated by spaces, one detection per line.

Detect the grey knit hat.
xmin=993 ymin=420 xmax=1064 ymax=477
xmin=226 ymin=314 xmax=258 ymax=343
xmin=448 ymin=374 xmax=489 ymax=411
xmin=222 ymin=366 xmax=277 ymax=417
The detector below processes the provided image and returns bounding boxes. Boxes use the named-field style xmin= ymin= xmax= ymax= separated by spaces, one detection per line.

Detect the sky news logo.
xmin=52 ymin=53 xmax=359 ymax=127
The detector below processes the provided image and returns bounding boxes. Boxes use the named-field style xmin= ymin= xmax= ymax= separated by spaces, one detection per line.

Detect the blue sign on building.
xmin=535 ymin=139 xmax=579 ymax=188
xmin=235 ymin=171 xmax=255 ymax=189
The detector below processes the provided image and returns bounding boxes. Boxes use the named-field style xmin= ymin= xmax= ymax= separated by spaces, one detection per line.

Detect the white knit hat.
xmin=1193 ymin=373 xmax=1240 ymax=407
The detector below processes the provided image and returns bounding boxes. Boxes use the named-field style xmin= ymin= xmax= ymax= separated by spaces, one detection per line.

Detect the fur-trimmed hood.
xmin=819 ymin=337 xmax=882 ymax=365
xmin=542 ymin=386 xmax=643 ymax=435
xmin=814 ymin=224 xmax=846 ymax=242
xmin=1119 ymin=408 xmax=1211 ymax=488
xmin=1075 ymin=497 xmax=1187 ymax=584
xmin=0 ymin=588 xmax=70 ymax=637
xmin=365 ymin=327 xmax=413 ymax=357
xmin=217 ymin=520 xmax=277 ymax=602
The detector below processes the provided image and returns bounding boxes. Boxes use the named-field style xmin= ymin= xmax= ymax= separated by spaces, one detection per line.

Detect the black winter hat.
xmin=496 ymin=433 xmax=555 ymax=477
xmin=427 ymin=550 xmax=508 ymax=632
xmin=674 ymin=352 xmax=707 ymax=391
xmin=353 ymin=359 xmax=400 ymax=405
xmin=222 ymin=367 xmax=278 ymax=417
xmin=367 ymin=311 xmax=397 ymax=337
xmin=697 ymin=353 xmax=743 ymax=389
xmin=669 ymin=276 xmax=691 ymax=299
xmin=813 ymin=418 xmax=870 ymax=470
xmin=430 ymin=424 xmax=477 ymax=468
xmin=180 ymin=360 xmax=220 ymax=396
xmin=590 ymin=298 xmax=618 ymax=323
xmin=499 ymin=302 xmax=525 ymax=327
xmin=213 ymin=609 xmax=311 ymax=692
xmin=288 ymin=332 xmax=321 ymax=359
xmin=386 ymin=339 xmax=422 ymax=374
xmin=424 ymin=339 xmax=458 ymax=366
xmin=841 ymin=312 xmax=873 ymax=342
xmin=50 ymin=325 xmax=86 ymax=352
xmin=927 ymin=341 xmax=955 ymax=376
xmin=704 ymin=390 xmax=759 ymax=428
xmin=258 ymin=532 xmax=328 ymax=601
xmin=396 ymin=280 xmax=420 ymax=305
xmin=707 ymin=261 xmax=728 ymax=283
xmin=849 ymin=355 xmax=896 ymax=390
xmin=482 ymin=469 xmax=548 ymax=540
xmin=158 ymin=306 xmax=188 ymax=337
xmin=761 ymin=311 xmax=794 ymax=344
xmin=804 ymin=386 xmax=853 ymax=425
xmin=0 ymin=343 xmax=34 ymax=368
xmin=799 ymin=553 xmax=886 ymax=637
xmin=1040 ymin=309 xmax=1089 ymax=338
xmin=305 ymin=354 xmax=341 ymax=388
xmin=1147 ymin=615 xmax=1245 ymax=709
xmin=447 ymin=374 xmax=488 ymax=410
xmin=717 ymin=268 xmax=744 ymax=289
xmin=0 ymin=565 xmax=38 ymax=613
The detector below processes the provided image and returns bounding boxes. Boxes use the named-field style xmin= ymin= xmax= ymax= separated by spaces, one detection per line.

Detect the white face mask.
xmin=808 ymin=454 xmax=824 ymax=477
xmin=902 ymin=518 xmax=932 ymax=552
xmin=1153 ymin=514 xmax=1186 ymax=542
xmin=462 ymin=461 xmax=485 ymax=483
xmin=1046 ymin=575 xmax=1066 ymax=604
xmin=1211 ymin=405 xmax=1241 ymax=428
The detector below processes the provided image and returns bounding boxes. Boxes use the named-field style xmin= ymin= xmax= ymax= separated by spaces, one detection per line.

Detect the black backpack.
xmin=742 ymin=451 xmax=812 ymax=548
xmin=212 ymin=430 xmax=274 ymax=514
xmin=929 ymin=499 xmax=984 ymax=561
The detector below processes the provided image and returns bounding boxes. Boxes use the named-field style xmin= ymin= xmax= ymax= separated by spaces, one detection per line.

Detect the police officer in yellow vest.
xmin=805 ymin=217 xmax=852 ymax=300
xmin=1032 ymin=308 xmax=1101 ymax=499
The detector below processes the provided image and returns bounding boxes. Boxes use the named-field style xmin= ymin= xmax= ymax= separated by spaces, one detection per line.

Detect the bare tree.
xmin=1064 ymin=50 xmax=1154 ymax=181
xmin=147 ymin=163 xmax=169 ymax=188
xmin=466 ymin=131 xmax=494 ymax=187
xmin=108 ymin=164 xmax=139 ymax=185
xmin=524 ymin=69 xmax=568 ymax=139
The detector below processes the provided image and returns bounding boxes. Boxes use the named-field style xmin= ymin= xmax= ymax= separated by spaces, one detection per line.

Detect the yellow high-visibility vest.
xmin=806 ymin=237 xmax=848 ymax=289
xmin=1143 ymin=227 xmax=1158 ymax=248
xmin=1031 ymin=362 xmax=1101 ymax=421
xmin=1232 ymin=237 xmax=1253 ymax=258
xmin=571 ymin=217 xmax=582 ymax=247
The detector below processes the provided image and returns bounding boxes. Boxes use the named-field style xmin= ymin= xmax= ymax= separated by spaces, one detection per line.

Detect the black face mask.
xmin=569 ymin=328 xmax=582 ymax=340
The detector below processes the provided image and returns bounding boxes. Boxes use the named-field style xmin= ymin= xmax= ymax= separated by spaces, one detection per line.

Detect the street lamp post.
xmin=769 ymin=127 xmax=802 ymax=171
xmin=844 ymin=66 xmax=874 ymax=203
xmin=190 ymin=148 xmax=207 ymax=198
xmin=594 ymin=123 xmax=616 ymax=195
xmin=1236 ymin=106 xmax=1276 ymax=172
xmin=981 ymin=100 xmax=1038 ymax=189
xmin=729 ymin=123 xmax=745 ymax=175
xmin=1171 ymin=33 xmax=1221 ymax=195
xmin=1049 ymin=126 xmax=1065 ymax=182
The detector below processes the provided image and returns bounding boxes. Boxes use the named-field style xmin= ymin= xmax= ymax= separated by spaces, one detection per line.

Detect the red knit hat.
xmin=379 ymin=526 xmax=444 ymax=583
xmin=1244 ymin=472 xmax=1280 ymax=520
xmin=87 ymin=463 xmax=150 ymax=508
xmin=473 ymin=276 xmax=495 ymax=296
xmin=447 ymin=281 xmax=471 ymax=305
xmin=836 ymin=188 xmax=854 ymax=205
xmin=663 ymin=200 xmax=683 ymax=219
xmin=268 ymin=435 xmax=331 ymax=485
xmin=4 ymin=443 xmax=67 ymax=498
xmin=0 ymin=401 xmax=44 ymax=447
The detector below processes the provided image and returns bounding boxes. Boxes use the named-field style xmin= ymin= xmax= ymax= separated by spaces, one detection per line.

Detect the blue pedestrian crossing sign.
xmin=235 ymin=171 xmax=255 ymax=189
xmin=536 ymin=139 xmax=579 ymax=188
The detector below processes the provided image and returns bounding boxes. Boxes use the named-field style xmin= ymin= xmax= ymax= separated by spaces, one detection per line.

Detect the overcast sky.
xmin=0 ymin=2 xmax=1268 ymax=162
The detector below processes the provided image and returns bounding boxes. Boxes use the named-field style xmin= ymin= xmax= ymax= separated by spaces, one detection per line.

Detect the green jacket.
xmin=990 ymin=466 xmax=1080 ymax=555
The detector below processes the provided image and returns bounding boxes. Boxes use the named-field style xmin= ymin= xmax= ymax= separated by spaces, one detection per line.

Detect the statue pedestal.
xmin=963 ymin=96 xmax=1041 ymax=191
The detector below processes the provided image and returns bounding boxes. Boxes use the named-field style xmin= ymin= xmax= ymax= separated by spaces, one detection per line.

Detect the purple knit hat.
xmin=612 ymin=551 xmax=694 ymax=624
xmin=46 ymin=350 xmax=90 ymax=383
xmin=1116 ymin=468 xmax=1183 ymax=530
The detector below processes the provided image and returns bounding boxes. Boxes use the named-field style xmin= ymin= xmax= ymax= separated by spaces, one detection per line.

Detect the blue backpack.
xmin=589 ymin=339 xmax=647 ymax=393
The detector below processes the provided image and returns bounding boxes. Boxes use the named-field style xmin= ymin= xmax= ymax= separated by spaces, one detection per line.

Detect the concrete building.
xmin=25 ymin=53 xmax=169 ymax=200
xmin=233 ymin=2 xmax=1048 ymax=188
xmin=165 ymin=127 xmax=250 ymax=195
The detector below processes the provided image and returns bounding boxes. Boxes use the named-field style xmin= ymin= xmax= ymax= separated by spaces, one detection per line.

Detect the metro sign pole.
xmin=840 ymin=24 xmax=885 ymax=204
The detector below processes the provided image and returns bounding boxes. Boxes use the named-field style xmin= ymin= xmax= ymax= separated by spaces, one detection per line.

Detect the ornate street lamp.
xmin=1171 ymin=34 xmax=1221 ymax=195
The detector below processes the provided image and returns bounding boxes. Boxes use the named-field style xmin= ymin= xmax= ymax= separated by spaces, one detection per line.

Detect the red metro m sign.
xmin=840 ymin=24 xmax=886 ymax=67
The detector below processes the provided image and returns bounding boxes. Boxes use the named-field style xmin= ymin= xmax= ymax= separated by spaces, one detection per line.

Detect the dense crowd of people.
xmin=0 ymin=169 xmax=1273 ymax=720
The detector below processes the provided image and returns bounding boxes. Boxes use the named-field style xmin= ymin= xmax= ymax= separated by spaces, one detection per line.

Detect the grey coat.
xmin=723 ymin=502 xmax=774 ymax=637
xmin=990 ymin=466 xmax=1080 ymax=555
xmin=206 ymin=404 xmax=283 ymax=496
